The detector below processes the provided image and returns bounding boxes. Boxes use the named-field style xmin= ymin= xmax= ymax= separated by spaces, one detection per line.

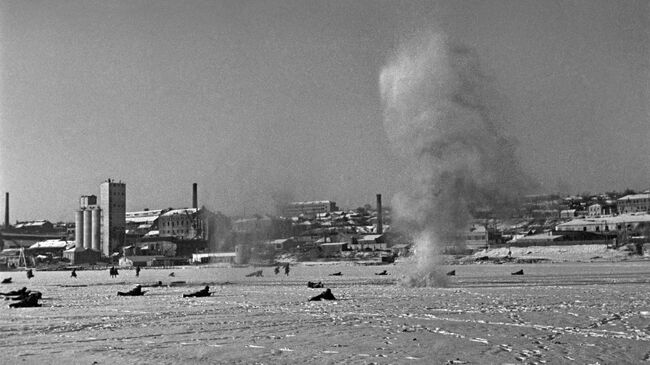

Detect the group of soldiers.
xmin=3 ymin=261 xmax=345 ymax=308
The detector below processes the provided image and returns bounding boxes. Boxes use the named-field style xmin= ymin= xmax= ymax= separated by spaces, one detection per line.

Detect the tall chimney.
xmin=376 ymin=194 xmax=383 ymax=234
xmin=192 ymin=183 xmax=198 ymax=209
xmin=5 ymin=192 xmax=9 ymax=228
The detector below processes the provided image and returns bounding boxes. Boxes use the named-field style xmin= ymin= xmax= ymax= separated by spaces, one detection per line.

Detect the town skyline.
xmin=1 ymin=1 xmax=648 ymax=222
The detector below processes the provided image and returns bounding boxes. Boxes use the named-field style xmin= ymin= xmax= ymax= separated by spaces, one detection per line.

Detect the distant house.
xmin=390 ymin=243 xmax=411 ymax=257
xmin=119 ymin=255 xmax=167 ymax=267
xmin=588 ymin=203 xmax=617 ymax=217
xmin=464 ymin=225 xmax=488 ymax=251
xmin=617 ymin=194 xmax=650 ymax=214
xmin=556 ymin=213 xmax=650 ymax=233
xmin=264 ymin=238 xmax=299 ymax=251
xmin=283 ymin=201 xmax=338 ymax=218
xmin=350 ymin=234 xmax=387 ymax=251
xmin=13 ymin=220 xmax=54 ymax=233
xmin=560 ymin=209 xmax=578 ymax=219
xmin=192 ymin=252 xmax=236 ymax=264
xmin=588 ymin=204 xmax=602 ymax=217
xmin=28 ymin=239 xmax=73 ymax=257
xmin=320 ymin=242 xmax=348 ymax=255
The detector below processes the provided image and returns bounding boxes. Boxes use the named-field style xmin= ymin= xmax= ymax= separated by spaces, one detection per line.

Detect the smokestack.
xmin=376 ymin=194 xmax=383 ymax=234
xmin=192 ymin=183 xmax=198 ymax=209
xmin=4 ymin=193 xmax=8 ymax=228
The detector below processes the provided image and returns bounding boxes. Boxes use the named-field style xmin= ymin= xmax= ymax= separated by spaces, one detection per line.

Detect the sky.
xmin=1 ymin=0 xmax=648 ymax=223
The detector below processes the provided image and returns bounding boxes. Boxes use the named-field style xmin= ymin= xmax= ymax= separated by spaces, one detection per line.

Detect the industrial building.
xmin=100 ymin=179 xmax=126 ymax=256
xmin=283 ymin=201 xmax=338 ymax=217
xmin=555 ymin=213 xmax=650 ymax=234
xmin=64 ymin=194 xmax=102 ymax=264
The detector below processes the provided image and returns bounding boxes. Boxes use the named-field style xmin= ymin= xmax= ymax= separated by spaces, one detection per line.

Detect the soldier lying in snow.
xmin=183 ymin=286 xmax=211 ymax=298
xmin=309 ymin=288 xmax=336 ymax=301
xmin=9 ymin=292 xmax=42 ymax=308
xmin=245 ymin=270 xmax=263 ymax=277
xmin=117 ymin=285 xmax=146 ymax=296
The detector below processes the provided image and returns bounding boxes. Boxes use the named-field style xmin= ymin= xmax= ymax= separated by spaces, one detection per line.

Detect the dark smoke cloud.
xmin=380 ymin=31 xmax=535 ymax=287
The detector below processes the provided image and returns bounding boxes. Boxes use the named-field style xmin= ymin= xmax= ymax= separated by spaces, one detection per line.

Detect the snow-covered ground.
xmin=469 ymin=244 xmax=646 ymax=263
xmin=1 ymin=256 xmax=649 ymax=364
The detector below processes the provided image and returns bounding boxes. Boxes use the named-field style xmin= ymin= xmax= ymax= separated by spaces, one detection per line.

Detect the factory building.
xmin=64 ymin=195 xmax=102 ymax=264
xmin=283 ymin=201 xmax=338 ymax=218
xmin=158 ymin=208 xmax=204 ymax=239
xmin=100 ymin=179 xmax=126 ymax=257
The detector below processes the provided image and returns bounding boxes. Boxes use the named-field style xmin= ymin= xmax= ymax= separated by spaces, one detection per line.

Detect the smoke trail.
xmin=380 ymin=31 xmax=533 ymax=287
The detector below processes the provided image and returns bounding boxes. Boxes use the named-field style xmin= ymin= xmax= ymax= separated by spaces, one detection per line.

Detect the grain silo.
xmin=75 ymin=209 xmax=84 ymax=249
xmin=91 ymin=207 xmax=101 ymax=251
xmin=83 ymin=209 xmax=92 ymax=250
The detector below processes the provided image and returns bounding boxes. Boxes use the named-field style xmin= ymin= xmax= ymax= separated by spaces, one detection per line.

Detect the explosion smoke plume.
xmin=380 ymin=31 xmax=532 ymax=287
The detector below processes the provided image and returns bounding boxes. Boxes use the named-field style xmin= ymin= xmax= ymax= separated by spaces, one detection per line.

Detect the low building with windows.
xmin=556 ymin=213 xmax=650 ymax=233
xmin=282 ymin=201 xmax=338 ymax=218
xmin=158 ymin=208 xmax=208 ymax=240
xmin=349 ymin=234 xmax=387 ymax=251
xmin=617 ymin=194 xmax=650 ymax=214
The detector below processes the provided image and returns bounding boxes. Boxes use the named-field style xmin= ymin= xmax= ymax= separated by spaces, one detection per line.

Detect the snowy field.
xmin=1 ymin=259 xmax=650 ymax=364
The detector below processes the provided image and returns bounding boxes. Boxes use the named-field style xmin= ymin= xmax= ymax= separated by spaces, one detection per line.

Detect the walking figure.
xmin=71 ymin=269 xmax=77 ymax=278
xmin=110 ymin=266 xmax=119 ymax=278
xmin=284 ymin=263 xmax=290 ymax=276
xmin=274 ymin=266 xmax=280 ymax=275
xmin=26 ymin=269 xmax=34 ymax=280
xmin=135 ymin=266 xmax=141 ymax=277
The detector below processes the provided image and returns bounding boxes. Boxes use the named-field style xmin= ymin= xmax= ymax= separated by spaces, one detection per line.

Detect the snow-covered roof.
xmin=126 ymin=215 xmax=160 ymax=224
xmin=618 ymin=194 xmax=650 ymax=201
xmin=144 ymin=230 xmax=159 ymax=237
xmin=161 ymin=208 xmax=198 ymax=217
xmin=29 ymin=239 xmax=70 ymax=249
xmin=267 ymin=238 xmax=293 ymax=244
xmin=14 ymin=220 xmax=50 ymax=228
xmin=320 ymin=242 xmax=347 ymax=247
xmin=358 ymin=234 xmax=384 ymax=242
xmin=288 ymin=200 xmax=333 ymax=206
xmin=557 ymin=213 xmax=650 ymax=227
xmin=515 ymin=233 xmax=564 ymax=242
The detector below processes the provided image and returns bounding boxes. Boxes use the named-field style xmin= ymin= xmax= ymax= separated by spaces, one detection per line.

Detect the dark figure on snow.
xmin=274 ymin=266 xmax=280 ymax=275
xmin=307 ymin=281 xmax=323 ymax=288
xmin=309 ymin=288 xmax=336 ymax=301
xmin=110 ymin=266 xmax=119 ymax=278
xmin=1 ymin=277 xmax=12 ymax=284
xmin=70 ymin=269 xmax=77 ymax=278
xmin=183 ymin=286 xmax=211 ymax=298
xmin=245 ymin=270 xmax=263 ymax=277
xmin=329 ymin=272 xmax=342 ymax=276
xmin=7 ymin=290 xmax=41 ymax=302
xmin=446 ymin=270 xmax=456 ymax=276
xmin=511 ymin=269 xmax=524 ymax=275
xmin=284 ymin=263 xmax=290 ymax=276
xmin=26 ymin=269 xmax=34 ymax=280
xmin=135 ymin=266 xmax=141 ymax=277
xmin=117 ymin=285 xmax=145 ymax=296
xmin=1 ymin=286 xmax=28 ymax=297
xmin=9 ymin=292 xmax=42 ymax=308
xmin=375 ymin=270 xmax=388 ymax=276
